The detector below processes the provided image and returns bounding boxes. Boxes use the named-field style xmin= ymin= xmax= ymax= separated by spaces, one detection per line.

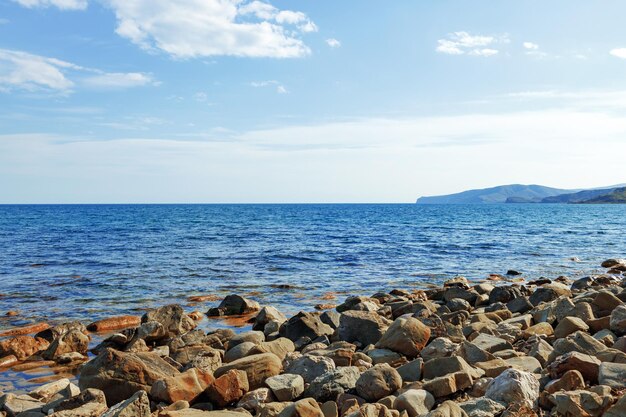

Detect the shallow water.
xmin=0 ymin=203 xmax=625 ymax=328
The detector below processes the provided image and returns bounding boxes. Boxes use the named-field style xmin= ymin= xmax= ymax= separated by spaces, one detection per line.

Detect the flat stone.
xmin=554 ymin=316 xmax=589 ymax=339
xmin=470 ymin=334 xmax=511 ymax=353
xmin=397 ymin=359 xmax=423 ymax=382
xmin=598 ymin=362 xmax=626 ymax=389
xmin=458 ymin=397 xmax=505 ymax=417
xmin=265 ymin=374 xmax=305 ymax=402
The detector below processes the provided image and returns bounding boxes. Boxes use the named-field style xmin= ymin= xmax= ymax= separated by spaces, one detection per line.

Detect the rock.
xmin=284 ymin=355 xmax=336 ymax=384
xmin=79 ymin=348 xmax=179 ymax=405
xmin=214 ymin=353 xmax=282 ymax=390
xmin=237 ymin=388 xmax=274 ymax=412
xmin=548 ymin=331 xmax=607 ymax=362
xmin=0 ymin=335 xmax=49 ymax=360
xmin=141 ymin=304 xmax=196 ymax=339
xmin=206 ymin=369 xmax=250 ymax=407
xmin=355 ymin=364 xmax=402 ymax=402
xmin=282 ymin=312 xmax=335 ymax=342
xmin=420 ymin=338 xmax=458 ymax=362
xmin=338 ymin=311 xmax=390 ymax=347
xmin=265 ymin=374 xmax=304 ymax=402
xmin=548 ymin=352 xmax=600 ymax=383
xmin=397 ymin=359 xmax=423 ymax=382
xmin=304 ymin=366 xmax=360 ymax=402
xmin=29 ymin=378 xmax=76 ymax=402
xmin=249 ymin=338 xmax=296 ymax=361
xmin=601 ymin=259 xmax=626 ymax=268
xmin=57 ymin=352 xmax=88 ymax=364
xmin=521 ymin=322 xmax=553 ymax=339
xmin=422 ymin=356 xmax=482 ymax=380
xmin=544 ymin=370 xmax=585 ymax=393
xmin=489 ymin=286 xmax=522 ymax=305
xmin=506 ymin=297 xmax=533 ymax=314
xmin=484 ymin=369 xmax=539 ymax=408
xmin=554 ymin=316 xmax=589 ymax=339
xmin=470 ymin=334 xmax=511 ymax=353
xmin=36 ymin=321 xmax=86 ymax=342
xmin=458 ymin=397 xmax=505 ymax=417
xmin=456 ymin=342 xmax=494 ymax=364
xmin=393 ymin=389 xmax=435 ymax=417
xmin=0 ymin=355 xmax=18 ymax=368
xmin=228 ymin=331 xmax=265 ymax=349
xmin=278 ymin=398 xmax=325 ymax=417
xmin=210 ymin=294 xmax=261 ymax=316
xmin=346 ymin=403 xmax=394 ymax=417
xmin=253 ymin=307 xmax=287 ymax=331
xmin=150 ymin=367 xmax=214 ymax=404
xmin=87 ymin=316 xmax=141 ymax=332
xmin=504 ymin=356 xmax=541 ymax=373
xmin=367 ymin=348 xmax=402 ymax=365
xmin=42 ymin=329 xmax=90 ymax=360
xmin=100 ymin=390 xmax=151 ymax=417
xmin=425 ymin=401 xmax=468 ymax=417
xmin=610 ymin=304 xmax=626 ymax=335
xmin=224 ymin=342 xmax=257 ymax=363
xmin=548 ymin=389 xmax=610 ymax=417
xmin=598 ymin=362 xmax=626 ymax=388
xmin=375 ymin=316 xmax=430 ymax=358
xmin=604 ymin=394 xmax=626 ymax=417
xmin=0 ymin=393 xmax=45 ymax=416
xmin=0 ymin=322 xmax=50 ymax=338
xmin=48 ymin=388 xmax=108 ymax=417
xmin=529 ymin=284 xmax=571 ymax=306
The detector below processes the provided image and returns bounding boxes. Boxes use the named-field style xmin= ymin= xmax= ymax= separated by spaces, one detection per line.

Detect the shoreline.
xmin=0 ymin=259 xmax=625 ymax=416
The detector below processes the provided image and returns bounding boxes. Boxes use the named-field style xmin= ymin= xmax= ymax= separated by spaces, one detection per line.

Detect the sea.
xmin=1 ymin=203 xmax=625 ymax=329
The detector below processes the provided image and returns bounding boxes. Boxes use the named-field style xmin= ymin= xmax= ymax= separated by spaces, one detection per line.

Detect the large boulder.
xmin=338 ymin=311 xmax=390 ymax=346
xmin=376 ymin=316 xmax=430 ymax=358
xmin=355 ymin=364 xmax=402 ymax=402
xmin=141 ymin=304 xmax=196 ymax=339
xmin=214 ymin=353 xmax=282 ymax=390
xmin=78 ymin=348 xmax=180 ymax=405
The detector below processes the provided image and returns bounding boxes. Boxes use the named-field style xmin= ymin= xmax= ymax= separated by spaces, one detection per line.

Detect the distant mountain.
xmin=415 ymin=184 xmax=577 ymax=204
xmin=578 ymin=187 xmax=626 ymax=204
xmin=540 ymin=187 xmax=621 ymax=203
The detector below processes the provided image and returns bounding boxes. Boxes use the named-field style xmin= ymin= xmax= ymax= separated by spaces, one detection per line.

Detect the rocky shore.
xmin=2 ymin=259 xmax=626 ymax=416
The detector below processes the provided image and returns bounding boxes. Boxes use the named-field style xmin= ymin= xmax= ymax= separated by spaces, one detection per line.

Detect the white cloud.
xmin=326 ymin=38 xmax=341 ymax=48
xmin=0 ymin=48 xmax=157 ymax=93
xmin=436 ymin=32 xmax=505 ymax=56
xmin=610 ymin=48 xmax=626 ymax=59
xmin=194 ymin=92 xmax=207 ymax=102
xmin=11 ymin=0 xmax=87 ymax=10
xmin=83 ymin=72 xmax=158 ymax=88
xmin=107 ymin=0 xmax=316 ymax=59
xmin=3 ymin=108 xmax=626 ymax=203
xmin=250 ymin=80 xmax=288 ymax=94
xmin=523 ymin=42 xmax=539 ymax=50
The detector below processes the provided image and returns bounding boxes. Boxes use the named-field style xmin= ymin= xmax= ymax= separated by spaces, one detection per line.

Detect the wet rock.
xmin=36 ymin=321 xmax=87 ymax=343
xmin=0 ymin=322 xmax=50 ymax=338
xmin=0 ymin=335 xmax=49 ymax=360
xmin=393 ymin=389 xmax=435 ymax=417
xmin=265 ymin=374 xmax=304 ymax=402
xmin=79 ymin=347 xmax=179 ymax=405
xmin=253 ymin=307 xmax=287 ymax=331
xmin=284 ymin=355 xmax=335 ymax=384
xmin=375 ymin=316 xmax=430 ymax=358
xmin=355 ymin=364 xmax=402 ymax=402
xmin=484 ymin=369 xmax=539 ymax=408
xmin=101 ymin=390 xmax=151 ymax=417
xmin=206 ymin=369 xmax=250 ymax=407
xmin=42 ymin=329 xmax=90 ymax=360
xmin=282 ymin=312 xmax=335 ymax=342
xmin=209 ymin=295 xmax=261 ymax=316
xmin=304 ymin=366 xmax=360 ymax=402
xmin=215 ymin=353 xmax=282 ymax=390
xmin=601 ymin=259 xmax=626 ymax=268
xmin=339 ymin=311 xmax=390 ymax=347
xmin=87 ymin=316 xmax=141 ymax=332
xmin=141 ymin=304 xmax=196 ymax=339
xmin=0 ymin=355 xmax=18 ymax=368
xmin=151 ymin=367 xmax=214 ymax=404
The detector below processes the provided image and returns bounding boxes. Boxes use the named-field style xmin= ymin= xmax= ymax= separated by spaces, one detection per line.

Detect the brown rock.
xmin=0 ymin=322 xmax=50 ymax=337
xmin=206 ymin=369 xmax=250 ymax=407
xmin=0 ymin=335 xmax=49 ymax=360
xmin=87 ymin=316 xmax=142 ymax=332
xmin=355 ymin=364 xmax=402 ymax=402
xmin=278 ymin=398 xmax=325 ymax=417
xmin=544 ymin=370 xmax=585 ymax=394
xmin=42 ymin=329 xmax=90 ymax=360
xmin=548 ymin=352 xmax=601 ymax=383
xmin=375 ymin=316 xmax=430 ymax=358
xmin=214 ymin=353 xmax=281 ymax=390
xmin=150 ymin=367 xmax=214 ymax=404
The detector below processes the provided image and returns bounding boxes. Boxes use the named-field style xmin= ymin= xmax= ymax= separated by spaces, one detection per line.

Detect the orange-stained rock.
xmin=87 ymin=316 xmax=142 ymax=332
xmin=0 ymin=335 xmax=50 ymax=360
xmin=0 ymin=354 xmax=18 ymax=368
xmin=0 ymin=322 xmax=50 ymax=337
xmin=214 ymin=353 xmax=282 ymax=390
xmin=150 ymin=367 xmax=215 ymax=404
xmin=188 ymin=295 xmax=222 ymax=303
xmin=206 ymin=369 xmax=250 ymax=407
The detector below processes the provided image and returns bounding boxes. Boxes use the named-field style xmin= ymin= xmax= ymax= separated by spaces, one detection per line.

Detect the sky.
xmin=1 ymin=0 xmax=626 ymax=203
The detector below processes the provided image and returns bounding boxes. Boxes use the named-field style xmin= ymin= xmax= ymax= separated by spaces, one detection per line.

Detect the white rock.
xmin=393 ymin=389 xmax=435 ymax=417
xmin=485 ymin=369 xmax=539 ymax=408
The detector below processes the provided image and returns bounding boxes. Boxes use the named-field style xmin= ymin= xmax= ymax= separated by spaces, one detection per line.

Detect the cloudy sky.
xmin=1 ymin=0 xmax=626 ymax=203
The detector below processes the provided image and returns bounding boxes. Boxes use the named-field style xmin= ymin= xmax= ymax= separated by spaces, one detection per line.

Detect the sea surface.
xmin=0 ymin=203 xmax=625 ymax=330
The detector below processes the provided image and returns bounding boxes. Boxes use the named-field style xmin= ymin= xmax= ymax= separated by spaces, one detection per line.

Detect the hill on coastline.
xmin=415 ymin=184 xmax=576 ymax=204
xmin=416 ymin=184 xmax=626 ymax=204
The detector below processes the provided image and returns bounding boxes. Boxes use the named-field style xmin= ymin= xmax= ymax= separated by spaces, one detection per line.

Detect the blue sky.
xmin=2 ymin=0 xmax=626 ymax=203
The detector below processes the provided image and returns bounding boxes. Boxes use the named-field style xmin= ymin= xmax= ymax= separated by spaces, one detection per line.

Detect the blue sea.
xmin=0 ymin=204 xmax=625 ymax=329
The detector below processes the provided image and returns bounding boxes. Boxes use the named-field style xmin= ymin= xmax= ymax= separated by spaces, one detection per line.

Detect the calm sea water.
xmin=0 ymin=204 xmax=625 ymax=329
